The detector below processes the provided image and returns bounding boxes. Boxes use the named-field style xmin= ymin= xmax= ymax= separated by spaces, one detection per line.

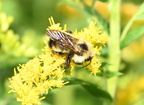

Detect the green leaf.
xmin=133 ymin=2 xmax=144 ymax=20
xmin=63 ymin=77 xmax=113 ymax=101
xmin=106 ymin=71 xmax=123 ymax=78
xmin=135 ymin=13 xmax=144 ymax=20
xmin=121 ymin=3 xmax=144 ymax=41
xmin=81 ymin=1 xmax=109 ymax=32
xmin=97 ymin=70 xmax=123 ymax=78
xmin=59 ymin=0 xmax=109 ymax=33
xmin=82 ymin=81 xmax=112 ymax=102
xmin=98 ymin=0 xmax=108 ymax=2
xmin=136 ymin=2 xmax=144 ymax=14
xmin=59 ymin=1 xmax=90 ymax=18
xmin=135 ymin=99 xmax=144 ymax=105
xmin=120 ymin=26 xmax=144 ymax=49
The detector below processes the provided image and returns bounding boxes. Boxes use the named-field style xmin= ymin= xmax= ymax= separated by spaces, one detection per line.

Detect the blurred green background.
xmin=0 ymin=0 xmax=144 ymax=105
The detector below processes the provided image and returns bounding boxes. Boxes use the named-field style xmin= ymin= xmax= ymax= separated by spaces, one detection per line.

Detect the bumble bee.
xmin=46 ymin=30 xmax=93 ymax=68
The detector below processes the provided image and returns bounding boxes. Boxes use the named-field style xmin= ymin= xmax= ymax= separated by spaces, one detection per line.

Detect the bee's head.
xmin=73 ymin=39 xmax=94 ymax=62
xmin=76 ymin=39 xmax=90 ymax=53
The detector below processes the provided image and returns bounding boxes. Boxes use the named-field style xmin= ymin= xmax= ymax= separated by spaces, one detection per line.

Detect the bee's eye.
xmin=79 ymin=44 xmax=88 ymax=50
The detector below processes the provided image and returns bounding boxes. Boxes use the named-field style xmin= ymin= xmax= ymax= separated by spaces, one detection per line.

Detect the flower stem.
xmin=107 ymin=0 xmax=121 ymax=103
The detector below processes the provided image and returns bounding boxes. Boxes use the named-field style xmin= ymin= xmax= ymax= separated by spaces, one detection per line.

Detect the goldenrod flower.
xmin=74 ymin=22 xmax=109 ymax=46
xmin=9 ymin=46 xmax=66 ymax=105
xmin=46 ymin=17 xmax=109 ymax=75
xmin=0 ymin=12 xmax=13 ymax=32
xmin=73 ymin=22 xmax=109 ymax=74
xmin=9 ymin=17 xmax=108 ymax=105
xmin=47 ymin=17 xmax=67 ymax=31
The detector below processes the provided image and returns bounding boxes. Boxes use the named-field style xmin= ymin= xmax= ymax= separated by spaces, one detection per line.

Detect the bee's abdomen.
xmin=49 ymin=39 xmax=54 ymax=48
xmin=49 ymin=39 xmax=70 ymax=54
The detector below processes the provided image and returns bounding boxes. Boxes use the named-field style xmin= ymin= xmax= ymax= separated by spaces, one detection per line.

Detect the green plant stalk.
xmin=107 ymin=0 xmax=121 ymax=101
xmin=0 ymin=0 xmax=1 ymax=9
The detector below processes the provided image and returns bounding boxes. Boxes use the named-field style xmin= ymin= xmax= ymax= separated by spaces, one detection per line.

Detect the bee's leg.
xmin=48 ymin=39 xmax=54 ymax=48
xmin=65 ymin=52 xmax=74 ymax=68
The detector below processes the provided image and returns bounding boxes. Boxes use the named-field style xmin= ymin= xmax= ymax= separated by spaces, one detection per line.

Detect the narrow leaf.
xmin=134 ymin=2 xmax=144 ymax=20
xmin=135 ymin=98 xmax=144 ymax=105
xmin=82 ymin=82 xmax=112 ymax=101
xmin=121 ymin=3 xmax=144 ymax=41
xmin=136 ymin=2 xmax=144 ymax=14
xmin=120 ymin=26 xmax=144 ymax=49
xmin=135 ymin=13 xmax=144 ymax=20
xmin=98 ymin=0 xmax=108 ymax=2
xmin=81 ymin=0 xmax=109 ymax=32
xmin=59 ymin=1 xmax=90 ymax=18
xmin=63 ymin=77 xmax=113 ymax=101
xmin=59 ymin=0 xmax=109 ymax=33
xmin=97 ymin=71 xmax=123 ymax=78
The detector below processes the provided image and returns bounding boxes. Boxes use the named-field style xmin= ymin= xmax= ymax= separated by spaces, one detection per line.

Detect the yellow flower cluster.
xmin=73 ymin=22 xmax=109 ymax=74
xmin=9 ymin=46 xmax=66 ymax=105
xmin=0 ymin=13 xmax=40 ymax=57
xmin=9 ymin=17 xmax=108 ymax=105
xmin=0 ymin=12 xmax=13 ymax=32
xmin=47 ymin=17 xmax=67 ymax=31
xmin=47 ymin=17 xmax=108 ymax=75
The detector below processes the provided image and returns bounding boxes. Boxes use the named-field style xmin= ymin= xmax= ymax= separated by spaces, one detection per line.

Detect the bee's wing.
xmin=47 ymin=30 xmax=80 ymax=54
